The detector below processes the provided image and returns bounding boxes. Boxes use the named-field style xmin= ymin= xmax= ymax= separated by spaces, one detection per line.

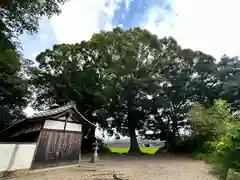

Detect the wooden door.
xmin=31 ymin=129 xmax=82 ymax=169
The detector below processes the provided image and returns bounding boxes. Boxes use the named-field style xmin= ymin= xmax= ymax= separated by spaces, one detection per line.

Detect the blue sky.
xmin=23 ymin=0 xmax=240 ymax=116
xmin=20 ymin=0 xmax=174 ymax=60
xmin=20 ymin=0 xmax=240 ymax=61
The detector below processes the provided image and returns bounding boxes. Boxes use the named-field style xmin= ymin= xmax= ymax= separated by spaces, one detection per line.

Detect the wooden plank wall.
xmin=31 ymin=129 xmax=82 ymax=169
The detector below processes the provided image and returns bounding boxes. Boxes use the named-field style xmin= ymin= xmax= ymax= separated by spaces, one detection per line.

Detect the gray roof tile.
xmin=28 ymin=101 xmax=95 ymax=126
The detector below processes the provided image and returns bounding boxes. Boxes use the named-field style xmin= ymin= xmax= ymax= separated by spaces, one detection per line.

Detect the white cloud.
xmin=104 ymin=23 xmax=113 ymax=31
xmin=118 ymin=24 xmax=123 ymax=28
xmin=51 ymin=0 xmax=124 ymax=44
xmin=145 ymin=0 xmax=240 ymax=60
xmin=125 ymin=0 xmax=134 ymax=10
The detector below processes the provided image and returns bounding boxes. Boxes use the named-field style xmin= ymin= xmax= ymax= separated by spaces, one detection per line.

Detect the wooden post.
xmin=78 ymin=135 xmax=82 ymax=166
xmin=78 ymin=127 xmax=83 ymax=166
xmin=78 ymin=150 xmax=81 ymax=166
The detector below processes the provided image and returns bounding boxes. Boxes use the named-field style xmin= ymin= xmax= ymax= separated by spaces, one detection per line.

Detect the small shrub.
xmin=188 ymin=100 xmax=240 ymax=180
xmin=169 ymin=135 xmax=208 ymax=153
xmin=191 ymin=152 xmax=212 ymax=162
xmin=210 ymin=125 xmax=240 ymax=179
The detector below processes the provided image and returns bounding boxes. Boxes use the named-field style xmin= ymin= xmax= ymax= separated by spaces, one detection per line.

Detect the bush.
xmin=172 ymin=136 xmax=201 ymax=153
xmin=210 ymin=124 xmax=240 ymax=179
xmin=188 ymin=100 xmax=240 ymax=180
xmin=169 ymin=135 xmax=213 ymax=154
xmin=191 ymin=152 xmax=212 ymax=162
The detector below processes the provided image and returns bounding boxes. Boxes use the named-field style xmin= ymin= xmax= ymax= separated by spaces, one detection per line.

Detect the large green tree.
xmin=88 ymin=28 xmax=162 ymax=153
xmin=0 ymin=50 xmax=31 ymax=130
xmin=31 ymin=42 xmax=103 ymax=117
xmin=30 ymin=28 xmax=162 ymax=153
xmin=217 ymin=55 xmax=240 ymax=110
xmin=32 ymin=27 xmax=236 ymax=154
xmin=141 ymin=37 xmax=219 ymax=151
xmin=0 ymin=0 xmax=68 ymax=130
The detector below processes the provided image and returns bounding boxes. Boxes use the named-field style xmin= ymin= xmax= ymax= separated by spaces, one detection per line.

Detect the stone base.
xmin=89 ymin=156 xmax=100 ymax=163
xmin=0 ymin=169 xmax=28 ymax=178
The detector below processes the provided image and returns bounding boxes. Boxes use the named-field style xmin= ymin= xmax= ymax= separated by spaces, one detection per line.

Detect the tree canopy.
xmin=29 ymin=27 xmax=240 ymax=153
xmin=0 ymin=0 xmax=68 ymax=130
xmin=0 ymin=0 xmax=68 ymax=48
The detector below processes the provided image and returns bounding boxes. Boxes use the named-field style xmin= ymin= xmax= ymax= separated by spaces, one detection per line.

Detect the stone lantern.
xmin=89 ymin=123 xmax=100 ymax=163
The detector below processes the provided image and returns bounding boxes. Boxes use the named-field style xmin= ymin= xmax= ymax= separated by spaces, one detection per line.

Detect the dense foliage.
xmin=189 ymin=100 xmax=240 ymax=179
xmin=28 ymin=27 xmax=240 ymax=156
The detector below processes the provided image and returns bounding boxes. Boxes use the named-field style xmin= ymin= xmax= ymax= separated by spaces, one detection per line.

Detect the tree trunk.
xmin=126 ymin=86 xmax=141 ymax=154
xmin=166 ymin=136 xmax=177 ymax=152
xmin=128 ymin=122 xmax=141 ymax=153
xmin=127 ymin=105 xmax=141 ymax=154
xmin=81 ymin=126 xmax=95 ymax=154
xmin=165 ymin=116 xmax=178 ymax=152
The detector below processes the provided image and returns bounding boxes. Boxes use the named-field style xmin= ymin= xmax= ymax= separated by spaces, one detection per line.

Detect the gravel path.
xmin=102 ymin=155 xmax=217 ymax=180
xmin=8 ymin=155 xmax=217 ymax=180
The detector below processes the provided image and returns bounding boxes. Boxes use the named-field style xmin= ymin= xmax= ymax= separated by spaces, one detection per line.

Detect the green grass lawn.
xmin=110 ymin=147 xmax=159 ymax=154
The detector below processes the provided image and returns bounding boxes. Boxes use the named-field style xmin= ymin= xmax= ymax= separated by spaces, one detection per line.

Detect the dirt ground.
xmin=8 ymin=155 xmax=217 ymax=180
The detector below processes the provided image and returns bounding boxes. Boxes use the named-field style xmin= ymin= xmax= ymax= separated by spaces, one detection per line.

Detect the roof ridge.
xmin=30 ymin=101 xmax=75 ymax=118
xmin=29 ymin=101 xmax=95 ymax=126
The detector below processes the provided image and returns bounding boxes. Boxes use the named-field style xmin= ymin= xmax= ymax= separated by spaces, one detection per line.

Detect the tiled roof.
xmin=29 ymin=101 xmax=95 ymax=126
xmin=29 ymin=101 xmax=76 ymax=118
xmin=0 ymin=101 xmax=95 ymax=133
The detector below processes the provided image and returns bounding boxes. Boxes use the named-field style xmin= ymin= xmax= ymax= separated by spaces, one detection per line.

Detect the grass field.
xmin=110 ymin=147 xmax=159 ymax=154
